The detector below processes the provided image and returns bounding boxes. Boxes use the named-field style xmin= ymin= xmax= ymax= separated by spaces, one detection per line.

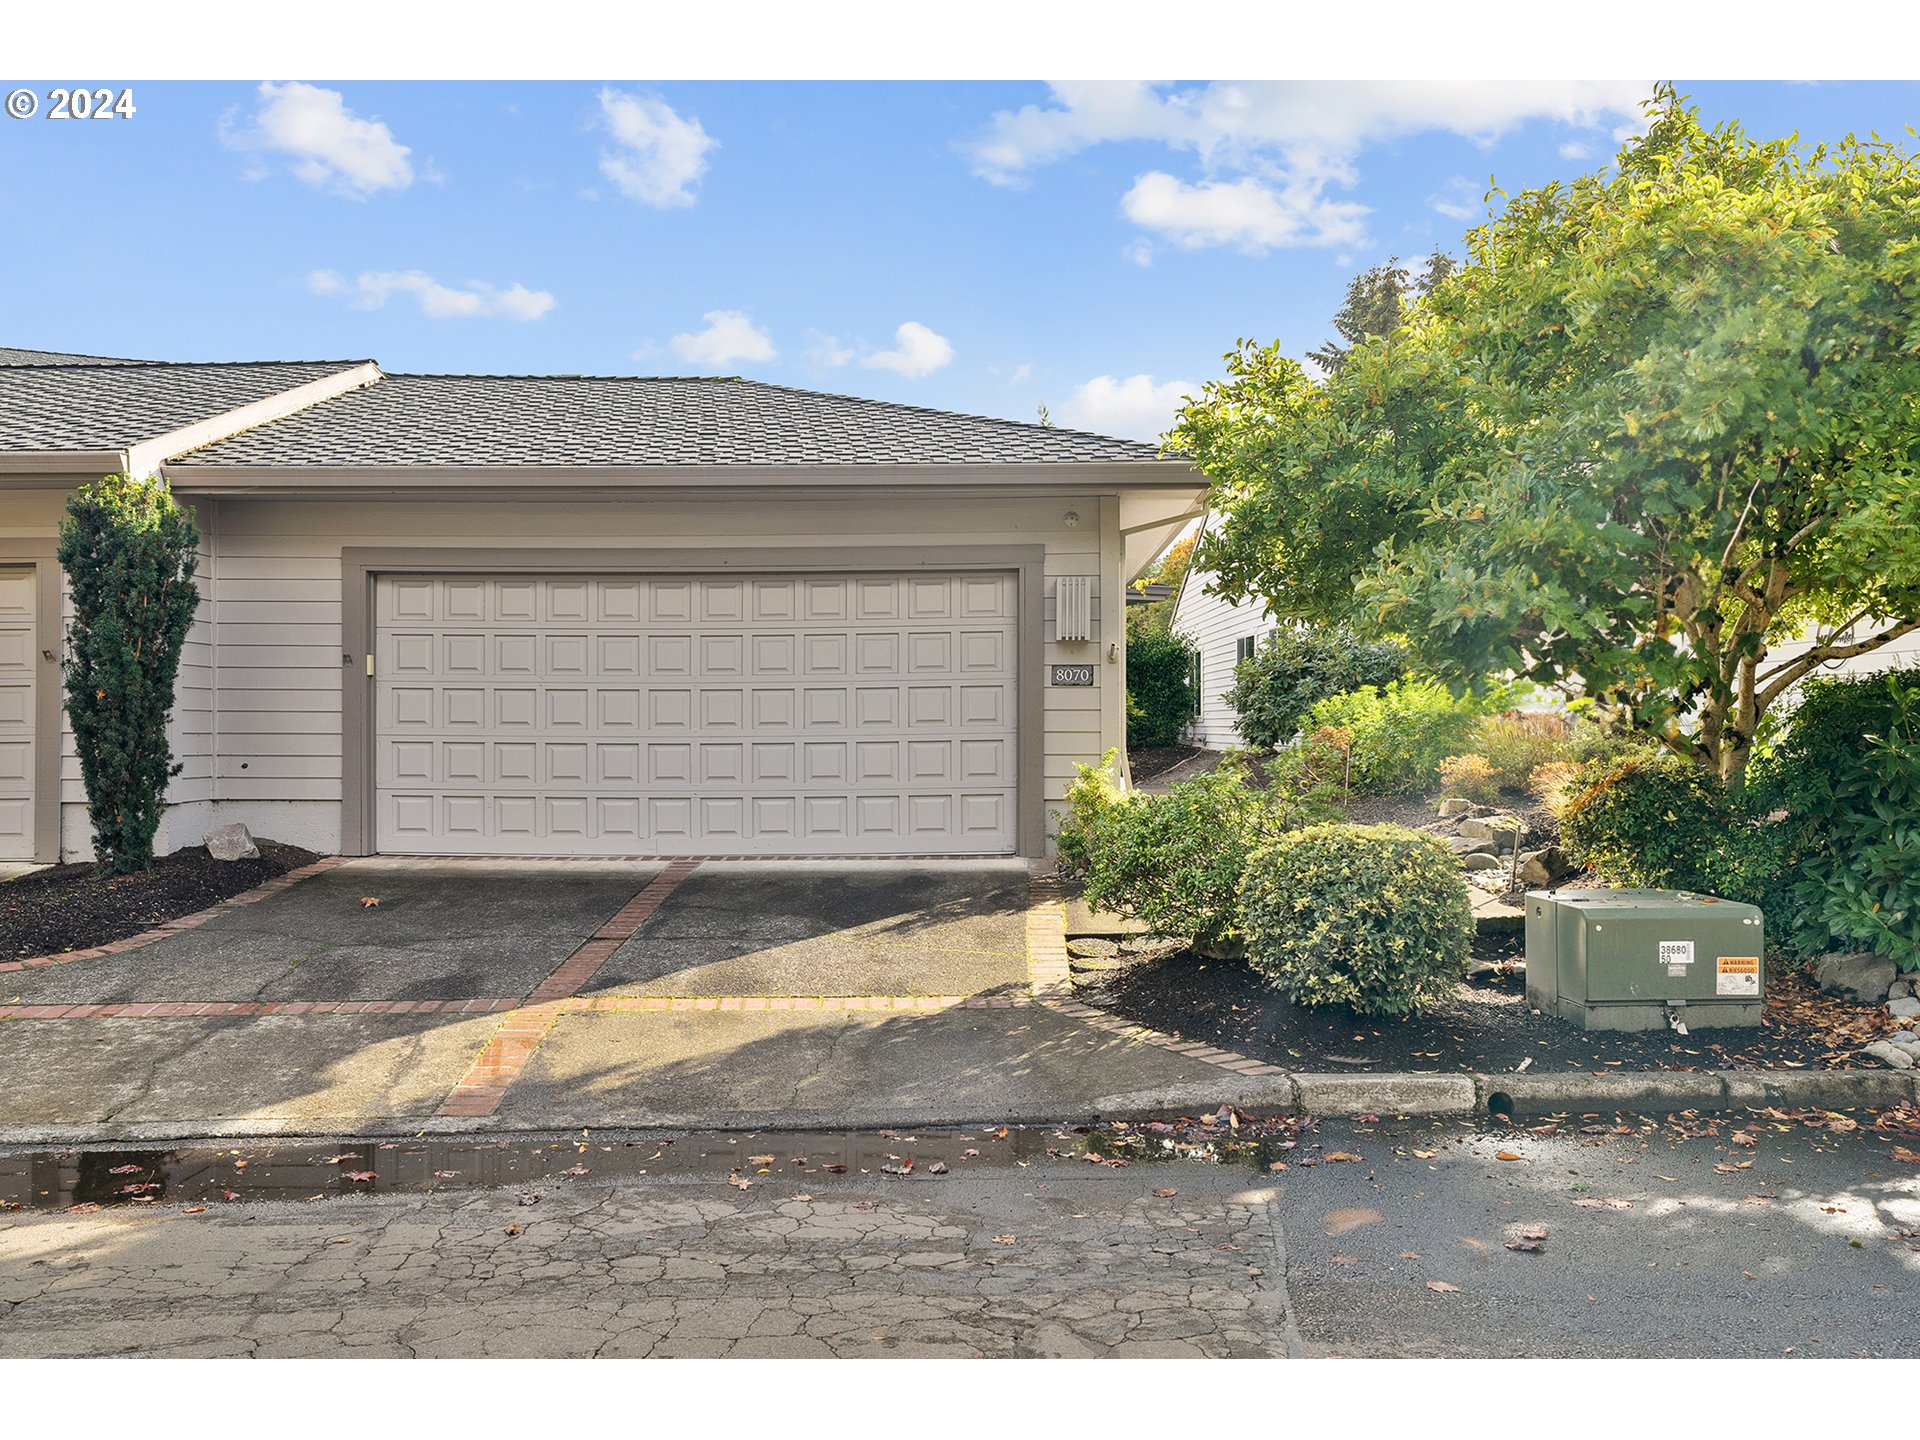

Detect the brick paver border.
xmin=436 ymin=860 xmax=702 ymax=1117
xmin=0 ymin=857 xmax=350 ymax=974
xmin=1025 ymin=862 xmax=1287 ymax=1079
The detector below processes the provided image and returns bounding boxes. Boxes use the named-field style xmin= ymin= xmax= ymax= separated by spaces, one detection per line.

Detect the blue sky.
xmin=3 ymin=79 xmax=1916 ymax=439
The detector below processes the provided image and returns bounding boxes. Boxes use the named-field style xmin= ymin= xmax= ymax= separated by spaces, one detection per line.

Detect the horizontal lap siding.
xmin=1171 ymin=573 xmax=1275 ymax=750
xmin=209 ymin=495 xmax=1116 ymax=853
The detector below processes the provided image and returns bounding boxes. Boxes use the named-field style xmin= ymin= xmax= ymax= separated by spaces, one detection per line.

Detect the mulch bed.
xmin=1082 ymin=934 xmax=1901 ymax=1073
xmin=0 ymin=841 xmax=320 ymax=959
xmin=1126 ymin=745 xmax=1212 ymax=785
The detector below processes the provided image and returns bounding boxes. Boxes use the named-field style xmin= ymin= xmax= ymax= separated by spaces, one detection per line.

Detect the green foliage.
xmin=1054 ymin=748 xmax=1127 ymax=878
xmin=1470 ymin=711 xmax=1573 ymax=793
xmin=1437 ymin=753 xmax=1500 ymax=805
xmin=1176 ymin=86 xmax=1920 ymax=781
xmin=1307 ymin=248 xmax=1457 ymax=376
xmin=1058 ymin=753 xmax=1337 ymax=949
xmin=1125 ymin=619 xmax=1196 ymax=748
xmin=1752 ymin=673 xmax=1920 ymax=969
xmin=57 ymin=474 xmax=200 ymax=875
xmin=1240 ymin=823 xmax=1474 ymax=1016
xmin=1298 ymin=680 xmax=1486 ymax=795
xmin=1224 ymin=624 xmax=1406 ymax=751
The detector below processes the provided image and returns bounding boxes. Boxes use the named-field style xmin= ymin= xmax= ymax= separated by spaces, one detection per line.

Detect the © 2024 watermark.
xmin=6 ymin=85 xmax=137 ymax=120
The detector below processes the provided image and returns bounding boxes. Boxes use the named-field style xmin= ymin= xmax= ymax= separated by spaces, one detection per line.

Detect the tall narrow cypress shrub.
xmin=56 ymin=474 xmax=200 ymax=874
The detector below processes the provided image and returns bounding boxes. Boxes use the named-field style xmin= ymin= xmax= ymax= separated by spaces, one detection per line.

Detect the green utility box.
xmin=1524 ymin=888 xmax=1764 ymax=1031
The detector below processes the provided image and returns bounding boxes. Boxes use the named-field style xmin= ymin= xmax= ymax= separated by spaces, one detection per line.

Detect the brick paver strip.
xmin=0 ymin=857 xmax=349 ymax=974
xmin=435 ymin=861 xmax=702 ymax=1118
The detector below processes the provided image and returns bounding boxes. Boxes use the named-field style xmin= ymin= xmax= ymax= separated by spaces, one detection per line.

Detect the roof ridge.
xmin=384 ymin=371 xmax=737 ymax=382
xmin=730 ymin=376 xmax=1165 ymax=451
xmin=4 ymin=357 xmax=373 ymax=372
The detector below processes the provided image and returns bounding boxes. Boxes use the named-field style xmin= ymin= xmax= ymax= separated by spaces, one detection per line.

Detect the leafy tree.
xmin=1126 ymin=623 xmax=1197 ymax=747
xmin=1308 ymin=246 xmax=1456 ymax=375
xmin=1177 ymin=87 xmax=1920 ymax=780
xmin=1225 ymin=624 xmax=1407 ymax=750
xmin=57 ymin=474 xmax=200 ymax=874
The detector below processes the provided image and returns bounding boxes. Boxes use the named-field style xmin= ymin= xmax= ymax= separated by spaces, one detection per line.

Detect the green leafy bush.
xmin=1125 ymin=621 xmax=1196 ymax=748
xmin=1225 ymin=625 xmax=1406 ymax=752
xmin=1240 ymin=823 xmax=1474 ymax=1016
xmin=1059 ymin=753 xmax=1337 ymax=950
xmin=1054 ymin=748 xmax=1126 ymax=877
xmin=1752 ymin=673 xmax=1920 ymax=969
xmin=57 ymin=474 xmax=200 ymax=875
xmin=1558 ymin=754 xmax=1798 ymax=934
xmin=1300 ymin=680 xmax=1485 ymax=795
xmin=1471 ymin=711 xmax=1572 ymax=792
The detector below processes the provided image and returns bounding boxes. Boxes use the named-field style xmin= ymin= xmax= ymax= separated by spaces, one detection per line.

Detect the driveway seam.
xmin=0 ymin=857 xmax=350 ymax=974
xmin=435 ymin=861 xmax=701 ymax=1119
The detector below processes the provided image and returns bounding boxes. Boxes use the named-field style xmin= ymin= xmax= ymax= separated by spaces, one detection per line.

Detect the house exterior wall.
xmin=1170 ymin=569 xmax=1275 ymax=750
xmin=192 ymin=490 xmax=1120 ymax=857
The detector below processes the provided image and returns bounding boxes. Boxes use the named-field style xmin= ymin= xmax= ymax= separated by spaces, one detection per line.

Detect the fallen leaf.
xmin=560 ymin=1165 xmax=589 ymax=1176
xmin=329 ymin=1236 xmax=351 ymax=1244
xmin=881 ymin=1161 xmax=914 ymax=1176
xmin=1731 ymin=1131 xmax=1758 ymax=1147
xmin=1401 ymin=1252 xmax=1422 ymax=1260
xmin=1412 ymin=1149 xmax=1438 ymax=1159
xmin=433 ymin=1170 xmax=458 ymax=1179
xmin=1324 ymin=1151 xmax=1364 ymax=1163
xmin=180 ymin=1205 xmax=206 ymax=1214
xmin=822 ymin=1163 xmax=848 ymax=1174
xmin=1892 ymin=1147 xmax=1920 ymax=1165
xmin=1714 ymin=1161 xmax=1754 ymax=1173
xmin=119 ymin=1182 xmax=160 ymax=1194
xmin=1426 ymin=1280 xmax=1461 ymax=1293
xmin=1505 ymin=1239 xmax=1546 ymax=1253
xmin=1570 ymin=1197 xmax=1633 ymax=1209
xmin=517 ymin=1192 xmax=541 ymax=1206
xmin=928 ymin=1162 xmax=950 ymax=1175
xmin=790 ymin=1193 xmax=814 ymax=1202
xmin=66 ymin=1202 xmax=102 ymax=1214
xmin=107 ymin=1164 xmax=143 ymax=1174
xmin=1268 ymin=1160 xmax=1288 ymax=1171
xmin=1519 ymin=1226 xmax=1550 ymax=1240
xmin=1329 ymin=1255 xmax=1359 ymax=1265
xmin=727 ymin=1173 xmax=752 ymax=1190
xmin=1323 ymin=1207 xmax=1384 ymax=1236
xmin=345 ymin=1171 xmax=374 ymax=1182
xmin=747 ymin=1154 xmax=776 ymax=1166
xmin=991 ymin=1234 xmax=1016 ymax=1245
xmin=359 ymin=896 xmax=380 ymax=908
xmin=1494 ymin=1151 xmax=1524 ymax=1162
xmin=503 ymin=1224 xmax=522 ymax=1237
xmin=1152 ymin=1188 xmax=1179 ymax=1198
xmin=963 ymin=1149 xmax=980 ymax=1159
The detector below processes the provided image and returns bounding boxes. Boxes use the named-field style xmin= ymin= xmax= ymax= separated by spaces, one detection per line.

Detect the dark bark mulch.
xmin=1083 ymin=935 xmax=1896 ymax=1074
xmin=1126 ymin=745 xmax=1212 ymax=785
xmin=0 ymin=841 xmax=320 ymax=959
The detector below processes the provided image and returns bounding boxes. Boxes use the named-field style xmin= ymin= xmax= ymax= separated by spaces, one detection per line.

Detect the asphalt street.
xmin=1 ymin=1110 xmax=1915 ymax=1357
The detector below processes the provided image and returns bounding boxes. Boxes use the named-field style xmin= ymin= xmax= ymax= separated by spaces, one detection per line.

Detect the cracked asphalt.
xmin=4 ymin=1112 xmax=1917 ymax=1357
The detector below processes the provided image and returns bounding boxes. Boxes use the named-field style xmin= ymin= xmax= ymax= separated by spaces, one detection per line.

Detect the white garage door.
xmin=374 ymin=572 xmax=1019 ymax=857
xmin=0 ymin=568 xmax=35 ymax=860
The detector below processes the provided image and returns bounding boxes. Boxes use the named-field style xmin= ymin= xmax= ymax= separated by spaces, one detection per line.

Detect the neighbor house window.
xmin=1189 ymin=654 xmax=1203 ymax=716
xmin=1236 ymin=635 xmax=1257 ymax=664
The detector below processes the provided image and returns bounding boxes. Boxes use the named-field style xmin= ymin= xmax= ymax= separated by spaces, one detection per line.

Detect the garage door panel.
xmin=374 ymin=572 xmax=1017 ymax=856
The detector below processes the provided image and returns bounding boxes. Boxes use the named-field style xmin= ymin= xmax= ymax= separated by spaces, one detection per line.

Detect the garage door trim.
xmin=342 ymin=545 xmax=1048 ymax=859
xmin=0 ymin=539 xmax=62 ymax=864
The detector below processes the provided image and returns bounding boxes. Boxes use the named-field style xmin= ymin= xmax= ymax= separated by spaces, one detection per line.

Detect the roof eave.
xmin=0 ymin=449 xmax=127 ymax=477
xmin=160 ymin=458 xmax=1204 ymax=492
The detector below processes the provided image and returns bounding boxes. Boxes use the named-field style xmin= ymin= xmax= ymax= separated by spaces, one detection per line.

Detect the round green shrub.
xmin=1225 ymin=625 xmax=1406 ymax=752
xmin=1240 ymin=822 xmax=1474 ymax=1016
xmin=1125 ymin=623 xmax=1196 ymax=748
xmin=1559 ymin=754 xmax=1728 ymax=890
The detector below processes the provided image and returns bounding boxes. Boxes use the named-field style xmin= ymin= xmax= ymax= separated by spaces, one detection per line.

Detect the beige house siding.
xmin=201 ymin=492 xmax=1118 ymax=855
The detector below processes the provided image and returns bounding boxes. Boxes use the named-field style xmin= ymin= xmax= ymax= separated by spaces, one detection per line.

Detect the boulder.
xmin=1860 ymin=1040 xmax=1915 ymax=1070
xmin=1462 ymin=852 xmax=1505 ymax=872
xmin=1458 ymin=816 xmax=1524 ymax=852
xmin=1436 ymin=798 xmax=1474 ymax=818
xmin=1890 ymin=978 xmax=1916 ymax=1000
xmin=1889 ymin=996 xmax=1920 ymax=1020
xmin=1444 ymin=835 xmax=1495 ymax=858
xmin=204 ymin=822 xmax=259 ymax=862
xmin=1813 ymin=951 xmax=1897 ymax=1004
xmin=1516 ymin=846 xmax=1579 ymax=888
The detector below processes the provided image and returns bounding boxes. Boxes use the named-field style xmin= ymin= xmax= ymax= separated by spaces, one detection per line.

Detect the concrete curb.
xmin=3 ymin=1068 xmax=1912 ymax=1148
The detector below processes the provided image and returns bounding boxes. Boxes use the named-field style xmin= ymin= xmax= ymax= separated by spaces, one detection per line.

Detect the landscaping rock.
xmin=1888 ymin=996 xmax=1920 ymax=1019
xmin=1458 ymin=816 xmax=1524 ymax=852
xmin=1436 ymin=798 xmax=1474 ymax=818
xmin=1891 ymin=1030 xmax=1920 ymax=1049
xmin=1861 ymin=1040 xmax=1915 ymax=1070
xmin=1516 ymin=845 xmax=1579 ymax=887
xmin=1813 ymin=951 xmax=1897 ymax=1004
xmin=1067 ymin=937 xmax=1121 ymax=960
xmin=1890 ymin=978 xmax=1916 ymax=1000
xmin=1444 ymin=835 xmax=1495 ymax=858
xmin=203 ymin=823 xmax=259 ymax=862
xmin=1462 ymin=852 xmax=1504 ymax=872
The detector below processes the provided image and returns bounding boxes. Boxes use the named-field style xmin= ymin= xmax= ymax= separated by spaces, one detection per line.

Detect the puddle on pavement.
xmin=0 ymin=1113 xmax=1321 ymax=1213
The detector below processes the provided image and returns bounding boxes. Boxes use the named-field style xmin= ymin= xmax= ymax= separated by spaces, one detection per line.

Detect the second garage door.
xmin=374 ymin=571 xmax=1019 ymax=856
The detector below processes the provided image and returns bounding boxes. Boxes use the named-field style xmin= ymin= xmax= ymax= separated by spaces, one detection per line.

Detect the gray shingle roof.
xmin=0 ymin=346 xmax=144 ymax=367
xmin=0 ymin=360 xmax=365 ymax=452
xmin=169 ymin=372 xmax=1164 ymax=468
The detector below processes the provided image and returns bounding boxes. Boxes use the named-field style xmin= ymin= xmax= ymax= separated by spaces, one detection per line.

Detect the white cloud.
xmin=1559 ymin=140 xmax=1594 ymax=161
xmin=223 ymin=82 xmax=416 ymax=198
xmin=860 ymin=321 xmax=954 ymax=379
xmin=1428 ymin=176 xmax=1481 ymax=222
xmin=1058 ymin=374 xmax=1196 ymax=443
xmin=1123 ymin=171 xmax=1367 ymax=253
xmin=966 ymin=80 xmax=1650 ymax=251
xmin=669 ymin=310 xmax=777 ymax=367
xmin=1008 ymin=362 xmax=1033 ymax=385
xmin=597 ymin=88 xmax=717 ymax=208
xmin=1121 ymin=239 xmax=1155 ymax=267
xmin=307 ymin=269 xmax=554 ymax=321
xmin=804 ymin=332 xmax=856 ymax=368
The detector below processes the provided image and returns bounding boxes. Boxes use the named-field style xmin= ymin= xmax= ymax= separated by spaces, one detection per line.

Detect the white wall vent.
xmin=1054 ymin=576 xmax=1092 ymax=642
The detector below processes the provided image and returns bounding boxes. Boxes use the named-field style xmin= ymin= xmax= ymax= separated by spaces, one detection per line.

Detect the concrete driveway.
xmin=0 ymin=858 xmax=1232 ymax=1140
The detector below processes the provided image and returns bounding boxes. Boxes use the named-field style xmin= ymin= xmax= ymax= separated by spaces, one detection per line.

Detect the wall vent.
xmin=1054 ymin=576 xmax=1092 ymax=642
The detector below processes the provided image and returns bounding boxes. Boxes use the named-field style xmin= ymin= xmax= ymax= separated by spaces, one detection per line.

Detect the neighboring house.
xmin=1168 ymin=521 xmax=1275 ymax=749
xmin=0 ymin=347 xmax=1202 ymax=862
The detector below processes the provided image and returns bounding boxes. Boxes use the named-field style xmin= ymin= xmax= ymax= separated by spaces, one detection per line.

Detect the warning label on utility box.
xmin=1659 ymin=940 xmax=1695 ymax=976
xmin=1717 ymin=956 xmax=1760 ymax=996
